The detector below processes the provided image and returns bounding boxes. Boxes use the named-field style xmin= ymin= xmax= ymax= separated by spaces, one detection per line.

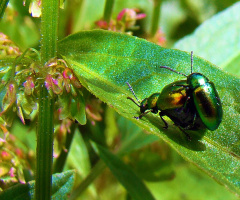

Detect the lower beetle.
xmin=127 ymin=51 xmax=223 ymax=139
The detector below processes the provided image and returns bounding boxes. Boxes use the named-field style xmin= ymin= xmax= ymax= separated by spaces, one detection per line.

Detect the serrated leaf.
xmin=174 ymin=2 xmax=240 ymax=76
xmin=58 ymin=30 xmax=240 ymax=195
xmin=95 ymin=143 xmax=155 ymax=200
xmin=0 ymin=170 xmax=75 ymax=200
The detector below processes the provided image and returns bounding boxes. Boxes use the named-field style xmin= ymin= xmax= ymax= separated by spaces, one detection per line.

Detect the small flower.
xmin=0 ymin=82 xmax=16 ymax=116
xmin=15 ymin=148 xmax=24 ymax=159
xmin=54 ymin=119 xmax=72 ymax=157
xmin=1 ymin=151 xmax=11 ymax=161
xmin=9 ymin=167 xmax=16 ymax=178
xmin=95 ymin=20 xmax=109 ymax=29
xmin=62 ymin=68 xmax=81 ymax=89
xmin=85 ymin=99 xmax=103 ymax=125
xmin=0 ymin=33 xmax=21 ymax=56
xmin=150 ymin=28 xmax=167 ymax=46
xmin=0 ymin=118 xmax=9 ymax=142
xmin=45 ymin=74 xmax=63 ymax=95
xmin=96 ymin=8 xmax=146 ymax=33
xmin=29 ymin=0 xmax=42 ymax=17
xmin=62 ymin=68 xmax=81 ymax=96
xmin=23 ymin=76 xmax=35 ymax=95
xmin=117 ymin=8 xmax=146 ymax=29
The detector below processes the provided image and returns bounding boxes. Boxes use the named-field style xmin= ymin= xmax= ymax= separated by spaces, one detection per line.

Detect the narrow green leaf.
xmin=66 ymin=129 xmax=91 ymax=177
xmin=117 ymin=116 xmax=159 ymax=155
xmin=0 ymin=170 xmax=75 ymax=200
xmin=150 ymin=0 xmax=162 ymax=36
xmin=174 ymin=2 xmax=240 ymax=76
xmin=0 ymin=0 xmax=9 ymax=19
xmin=103 ymin=0 xmax=115 ymax=23
xmin=58 ymin=30 xmax=240 ymax=195
xmin=95 ymin=143 xmax=155 ymax=200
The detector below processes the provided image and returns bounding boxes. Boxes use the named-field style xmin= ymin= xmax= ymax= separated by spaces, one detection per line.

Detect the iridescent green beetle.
xmin=160 ymin=52 xmax=223 ymax=131
xmin=127 ymin=51 xmax=223 ymax=139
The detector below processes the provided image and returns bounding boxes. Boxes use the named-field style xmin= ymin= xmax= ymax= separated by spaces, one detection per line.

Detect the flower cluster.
xmin=0 ymin=54 xmax=83 ymax=140
xmin=96 ymin=8 xmax=146 ymax=34
xmin=0 ymin=134 xmax=34 ymax=185
xmin=0 ymin=33 xmax=21 ymax=56
xmin=95 ymin=8 xmax=166 ymax=46
xmin=44 ymin=59 xmax=81 ymax=97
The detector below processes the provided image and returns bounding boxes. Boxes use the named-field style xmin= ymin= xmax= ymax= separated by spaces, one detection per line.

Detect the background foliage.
xmin=0 ymin=0 xmax=240 ymax=200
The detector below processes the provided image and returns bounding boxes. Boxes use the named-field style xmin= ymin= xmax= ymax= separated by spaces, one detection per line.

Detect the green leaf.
xmin=58 ymin=91 xmax=86 ymax=125
xmin=174 ymin=2 xmax=240 ymax=76
xmin=58 ymin=30 xmax=240 ymax=195
xmin=0 ymin=170 xmax=75 ymax=200
xmin=180 ymin=0 xmax=216 ymax=23
xmin=117 ymin=116 xmax=159 ymax=155
xmin=66 ymin=129 xmax=91 ymax=177
xmin=0 ymin=0 xmax=9 ymax=19
xmin=0 ymin=58 xmax=15 ymax=84
xmin=0 ymin=2 xmax=39 ymax=50
xmin=95 ymin=143 xmax=155 ymax=200
xmin=51 ymin=170 xmax=75 ymax=199
xmin=147 ymin=164 xmax=239 ymax=200
xmin=117 ymin=116 xmax=174 ymax=182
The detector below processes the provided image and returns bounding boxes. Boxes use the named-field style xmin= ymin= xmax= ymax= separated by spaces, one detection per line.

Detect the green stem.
xmin=35 ymin=0 xmax=59 ymax=199
xmin=35 ymin=86 xmax=55 ymax=200
xmin=150 ymin=0 xmax=162 ymax=36
xmin=69 ymin=160 xmax=106 ymax=200
xmin=103 ymin=0 xmax=115 ymax=23
xmin=0 ymin=0 xmax=9 ymax=19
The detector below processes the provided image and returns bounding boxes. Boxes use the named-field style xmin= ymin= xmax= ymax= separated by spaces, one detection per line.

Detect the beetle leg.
xmin=178 ymin=126 xmax=192 ymax=141
xmin=172 ymin=84 xmax=187 ymax=87
xmin=159 ymin=112 xmax=169 ymax=129
xmin=134 ymin=110 xmax=152 ymax=119
xmin=184 ymin=113 xmax=197 ymax=130
xmin=182 ymin=96 xmax=191 ymax=112
xmin=192 ymin=112 xmax=197 ymax=125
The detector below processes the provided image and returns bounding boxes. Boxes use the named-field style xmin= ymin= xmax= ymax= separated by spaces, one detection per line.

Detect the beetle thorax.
xmin=187 ymin=73 xmax=209 ymax=89
xmin=140 ymin=98 xmax=148 ymax=113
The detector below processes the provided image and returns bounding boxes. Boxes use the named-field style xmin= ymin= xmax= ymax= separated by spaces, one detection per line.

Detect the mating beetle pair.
xmin=127 ymin=52 xmax=223 ymax=140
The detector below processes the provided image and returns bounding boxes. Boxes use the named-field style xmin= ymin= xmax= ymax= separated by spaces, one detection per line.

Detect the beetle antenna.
xmin=126 ymin=82 xmax=140 ymax=106
xmin=191 ymin=51 xmax=193 ymax=74
xmin=160 ymin=66 xmax=187 ymax=77
xmin=127 ymin=97 xmax=140 ymax=107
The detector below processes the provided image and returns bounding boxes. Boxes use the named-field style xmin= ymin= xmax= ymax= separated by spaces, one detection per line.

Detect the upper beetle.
xmin=159 ymin=51 xmax=223 ymax=131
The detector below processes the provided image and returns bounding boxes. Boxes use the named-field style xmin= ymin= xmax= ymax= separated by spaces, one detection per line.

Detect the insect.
xmin=127 ymin=51 xmax=223 ymax=140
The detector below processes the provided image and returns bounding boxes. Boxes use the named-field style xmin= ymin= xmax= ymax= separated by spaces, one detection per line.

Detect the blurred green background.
xmin=1 ymin=0 xmax=239 ymax=199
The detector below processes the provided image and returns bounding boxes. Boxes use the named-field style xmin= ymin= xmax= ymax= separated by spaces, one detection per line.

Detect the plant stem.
xmin=0 ymin=0 xmax=9 ymax=19
xmin=35 ymin=0 xmax=59 ymax=199
xmin=150 ymin=0 xmax=162 ymax=36
xmin=69 ymin=160 xmax=106 ymax=200
xmin=103 ymin=0 xmax=115 ymax=23
xmin=35 ymin=86 xmax=54 ymax=200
